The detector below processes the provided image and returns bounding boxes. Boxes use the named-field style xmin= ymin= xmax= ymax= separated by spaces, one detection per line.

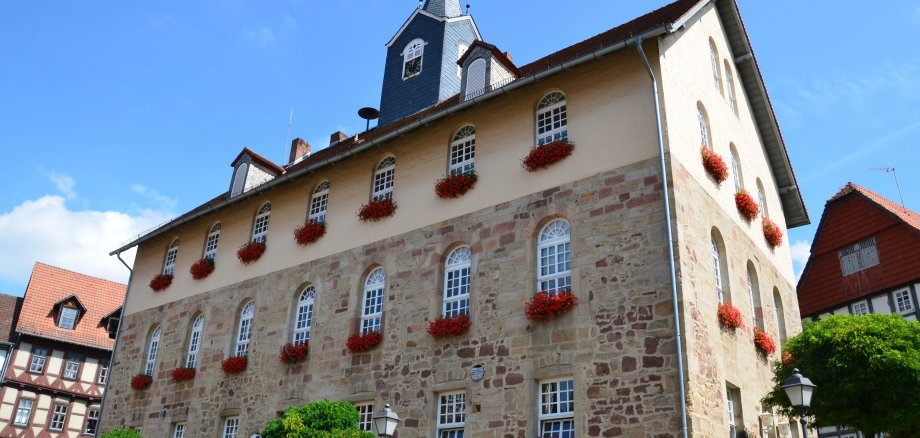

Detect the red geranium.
xmin=762 ymin=218 xmax=783 ymax=248
xmin=294 ymin=221 xmax=326 ymax=246
xmin=130 ymin=374 xmax=153 ymax=390
xmin=434 ymin=171 xmax=478 ymax=199
xmin=427 ymin=314 xmax=472 ymax=338
xmin=149 ymin=274 xmax=173 ymax=292
xmin=170 ymin=367 xmax=196 ymax=381
xmin=735 ymin=190 xmax=759 ymax=221
xmin=718 ymin=302 xmax=744 ymax=331
xmin=781 ymin=351 xmax=794 ymax=365
xmin=236 ymin=241 xmax=266 ymax=265
xmin=522 ymin=140 xmax=575 ymax=172
xmin=279 ymin=342 xmax=309 ymax=364
xmin=346 ymin=331 xmax=383 ymax=353
xmin=754 ymin=329 xmax=777 ymax=356
xmin=357 ymin=198 xmax=397 ymax=222
xmin=525 ymin=291 xmax=578 ymax=322
xmin=701 ymin=146 xmax=729 ymax=183
xmin=221 ymin=356 xmax=248 ymax=374
xmin=189 ymin=258 xmax=215 ymax=280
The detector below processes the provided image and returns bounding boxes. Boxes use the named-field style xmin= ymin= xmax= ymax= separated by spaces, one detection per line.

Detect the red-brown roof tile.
xmin=232 ymin=147 xmax=285 ymax=175
xmin=0 ymin=293 xmax=23 ymax=344
xmin=458 ymin=40 xmax=521 ymax=77
xmin=829 ymin=182 xmax=920 ymax=233
xmin=15 ymin=262 xmax=126 ymax=350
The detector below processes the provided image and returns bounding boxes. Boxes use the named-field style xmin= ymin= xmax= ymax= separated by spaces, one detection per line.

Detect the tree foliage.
xmin=100 ymin=429 xmax=144 ymax=438
xmin=262 ymin=399 xmax=375 ymax=438
xmin=762 ymin=314 xmax=920 ymax=437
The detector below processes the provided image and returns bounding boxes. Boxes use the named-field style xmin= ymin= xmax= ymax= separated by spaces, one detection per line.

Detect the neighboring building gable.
xmin=0 ymin=293 xmax=23 ymax=345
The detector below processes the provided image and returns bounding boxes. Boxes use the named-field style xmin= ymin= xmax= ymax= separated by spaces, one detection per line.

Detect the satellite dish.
xmin=358 ymin=107 xmax=380 ymax=132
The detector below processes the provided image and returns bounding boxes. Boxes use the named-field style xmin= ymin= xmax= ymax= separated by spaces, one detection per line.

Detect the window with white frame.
xmin=457 ymin=44 xmax=468 ymax=79
xmin=49 ymin=404 xmax=68 ymax=431
xmin=709 ymin=39 xmax=722 ymax=92
xmin=838 ymin=237 xmax=880 ymax=276
xmin=309 ymin=181 xmax=330 ymax=223
xmin=537 ymin=220 xmax=572 ymax=296
xmin=223 ymin=417 xmax=240 ymax=438
xmin=730 ymin=147 xmax=742 ymax=192
xmin=539 ymin=378 xmax=575 ymax=438
xmin=698 ymin=105 xmax=710 ymax=147
xmin=536 ymin=92 xmax=568 ymax=146
xmin=186 ymin=315 xmax=204 ymax=368
xmin=252 ymin=203 xmax=271 ymax=243
xmin=444 ymin=247 xmax=471 ymax=318
xmin=293 ymin=286 xmax=315 ymax=345
xmin=29 ymin=348 xmax=48 ymax=373
xmin=757 ymin=180 xmax=769 ymax=219
xmin=372 ymin=157 xmax=396 ymax=201
xmin=361 ymin=268 xmax=386 ymax=334
xmin=438 ymin=391 xmax=466 ymax=438
xmin=403 ymin=38 xmax=424 ymax=79
xmin=14 ymin=398 xmax=32 ymax=425
xmin=204 ymin=223 xmax=221 ymax=261
xmin=235 ymin=302 xmax=255 ymax=357
xmin=712 ymin=234 xmax=725 ymax=303
xmin=894 ymin=289 xmax=915 ymax=314
xmin=172 ymin=423 xmax=186 ymax=438
xmin=145 ymin=327 xmax=161 ymax=375
xmin=231 ymin=163 xmax=248 ymax=197
xmin=466 ymin=58 xmax=488 ymax=98
xmin=356 ymin=403 xmax=374 ymax=432
xmin=851 ymin=301 xmax=869 ymax=316
xmin=449 ymin=125 xmax=476 ymax=176
xmin=63 ymin=355 xmax=80 ymax=379
xmin=97 ymin=359 xmax=109 ymax=384
xmin=747 ymin=265 xmax=763 ymax=330
xmin=724 ymin=60 xmax=737 ymax=112
xmin=164 ymin=239 xmax=179 ymax=276
xmin=727 ymin=386 xmax=736 ymax=437
xmin=0 ymin=350 xmax=7 ymax=377
xmin=84 ymin=408 xmax=100 ymax=435
xmin=59 ymin=306 xmax=78 ymax=330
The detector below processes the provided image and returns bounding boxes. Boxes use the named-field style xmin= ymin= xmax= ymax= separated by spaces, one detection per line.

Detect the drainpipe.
xmin=636 ymin=36 xmax=689 ymax=438
xmin=95 ymin=250 xmax=134 ymax=437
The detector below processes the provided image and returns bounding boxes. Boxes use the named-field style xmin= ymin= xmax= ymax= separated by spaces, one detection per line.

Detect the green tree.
xmin=763 ymin=314 xmax=920 ymax=437
xmin=100 ymin=429 xmax=144 ymax=438
xmin=262 ymin=400 xmax=375 ymax=438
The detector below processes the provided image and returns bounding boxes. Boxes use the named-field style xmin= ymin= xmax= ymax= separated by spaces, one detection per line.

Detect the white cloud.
xmin=244 ymin=27 xmax=276 ymax=46
xmin=130 ymin=184 xmax=178 ymax=210
xmin=790 ymin=240 xmax=812 ymax=280
xmin=46 ymin=171 xmax=77 ymax=199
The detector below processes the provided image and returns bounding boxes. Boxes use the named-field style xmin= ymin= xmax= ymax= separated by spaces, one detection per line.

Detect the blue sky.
xmin=1 ymin=1 xmax=918 ymax=295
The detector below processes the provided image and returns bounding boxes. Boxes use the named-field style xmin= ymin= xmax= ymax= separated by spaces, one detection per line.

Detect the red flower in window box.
xmin=278 ymin=342 xmax=309 ymax=364
xmin=781 ymin=351 xmax=794 ymax=365
xmin=434 ymin=171 xmax=478 ymax=199
xmin=149 ymin=274 xmax=172 ymax=292
xmin=717 ymin=302 xmax=744 ymax=331
xmin=170 ymin=367 xmax=196 ymax=381
xmin=236 ymin=241 xmax=266 ymax=265
xmin=754 ymin=329 xmax=777 ymax=356
xmin=522 ymin=140 xmax=575 ymax=172
xmin=427 ymin=314 xmax=472 ymax=338
xmin=700 ymin=146 xmax=729 ymax=183
xmin=221 ymin=356 xmax=248 ymax=374
xmin=346 ymin=331 xmax=383 ymax=353
xmin=294 ymin=221 xmax=326 ymax=246
xmin=762 ymin=218 xmax=783 ymax=248
xmin=735 ymin=190 xmax=759 ymax=221
xmin=357 ymin=198 xmax=397 ymax=222
xmin=525 ymin=291 xmax=578 ymax=322
xmin=189 ymin=258 xmax=215 ymax=280
xmin=130 ymin=374 xmax=153 ymax=390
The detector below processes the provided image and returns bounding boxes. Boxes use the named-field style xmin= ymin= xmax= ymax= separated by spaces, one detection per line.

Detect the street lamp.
xmin=781 ymin=368 xmax=816 ymax=438
xmin=372 ymin=403 xmax=400 ymax=437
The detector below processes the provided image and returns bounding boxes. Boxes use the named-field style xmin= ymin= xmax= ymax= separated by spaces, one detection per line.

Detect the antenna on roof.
xmin=358 ymin=107 xmax=380 ymax=133
xmin=283 ymin=107 xmax=294 ymax=163
xmin=870 ymin=165 xmax=906 ymax=208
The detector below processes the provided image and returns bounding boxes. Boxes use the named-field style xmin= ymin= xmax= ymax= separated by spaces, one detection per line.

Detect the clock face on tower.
xmin=403 ymin=39 xmax=424 ymax=79
xmin=404 ymin=57 xmax=422 ymax=79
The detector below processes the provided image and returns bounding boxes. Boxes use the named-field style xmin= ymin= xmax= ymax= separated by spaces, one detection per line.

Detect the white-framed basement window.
xmin=538 ymin=378 xmax=575 ymax=438
xmin=437 ymin=391 xmax=466 ymax=438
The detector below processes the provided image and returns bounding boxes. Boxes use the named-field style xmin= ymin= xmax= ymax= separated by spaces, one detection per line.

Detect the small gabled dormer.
xmin=51 ymin=295 xmax=86 ymax=330
xmin=458 ymin=40 xmax=520 ymax=101
xmin=100 ymin=307 xmax=122 ymax=339
xmin=229 ymin=148 xmax=285 ymax=197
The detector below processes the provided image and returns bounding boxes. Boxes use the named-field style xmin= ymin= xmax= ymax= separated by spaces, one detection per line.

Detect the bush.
xmin=101 ymin=429 xmax=144 ymax=438
xmin=262 ymin=400 xmax=375 ymax=438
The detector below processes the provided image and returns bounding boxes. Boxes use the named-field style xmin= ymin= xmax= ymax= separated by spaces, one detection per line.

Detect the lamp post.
xmin=372 ymin=403 xmax=400 ymax=437
xmin=781 ymin=368 xmax=816 ymax=438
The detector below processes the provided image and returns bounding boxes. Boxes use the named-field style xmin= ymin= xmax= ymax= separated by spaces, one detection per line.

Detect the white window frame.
xmin=164 ymin=239 xmax=179 ymax=276
xmin=730 ymin=149 xmax=742 ymax=192
xmin=172 ymin=422 xmax=186 ymax=438
xmin=356 ymin=403 xmax=374 ymax=432
xmin=727 ymin=387 xmax=736 ymax=436
xmin=223 ymin=417 xmax=240 ymax=438
xmin=204 ymin=223 xmax=221 ymax=261
xmin=403 ymin=38 xmax=424 ymax=79
xmin=443 ymin=247 xmax=472 ymax=318
xmin=372 ymin=157 xmax=396 ymax=201
xmin=538 ymin=378 xmax=575 ymax=438
xmin=851 ymin=301 xmax=869 ymax=316
xmin=29 ymin=348 xmax=48 ymax=373
xmin=537 ymin=220 xmax=572 ymax=296
xmin=724 ymin=60 xmax=737 ymax=112
xmin=49 ymin=404 xmax=68 ymax=431
xmin=466 ymin=57 xmax=488 ymax=99
xmin=747 ymin=267 xmax=761 ymax=329
xmin=84 ymin=408 xmax=100 ymax=435
xmin=710 ymin=39 xmax=722 ymax=93
xmin=231 ymin=162 xmax=248 ymax=197
xmin=97 ymin=359 xmax=109 ymax=384
xmin=361 ymin=268 xmax=386 ymax=334
xmin=757 ymin=182 xmax=768 ymax=219
xmin=894 ymin=289 xmax=915 ymax=314
xmin=63 ymin=355 xmax=80 ymax=379
xmin=235 ymin=302 xmax=255 ymax=357
xmin=712 ymin=235 xmax=724 ymax=303
xmin=293 ymin=286 xmax=315 ymax=345
xmin=438 ymin=391 xmax=466 ymax=437
xmin=698 ymin=106 xmax=710 ymax=147
xmin=252 ymin=203 xmax=271 ymax=243
xmin=536 ymin=92 xmax=568 ymax=146
xmin=145 ymin=327 xmax=161 ymax=376
xmin=59 ymin=306 xmax=78 ymax=330
xmin=14 ymin=398 xmax=33 ymax=426
xmin=838 ymin=237 xmax=880 ymax=276
xmin=186 ymin=315 xmax=204 ymax=368
xmin=309 ymin=181 xmax=330 ymax=223
xmin=449 ymin=125 xmax=476 ymax=176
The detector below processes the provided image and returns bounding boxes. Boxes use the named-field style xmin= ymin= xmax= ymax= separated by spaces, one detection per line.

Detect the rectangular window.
xmin=84 ymin=409 xmax=99 ymax=435
xmin=894 ymin=289 xmax=915 ymax=314
xmin=172 ymin=422 xmax=186 ymax=438
xmin=851 ymin=301 xmax=869 ymax=316
xmin=726 ymin=384 xmax=742 ymax=437
xmin=539 ymin=378 xmax=575 ymax=438
xmin=63 ymin=355 xmax=81 ymax=380
xmin=49 ymin=404 xmax=68 ymax=431
xmin=59 ymin=306 xmax=78 ymax=329
xmin=309 ymin=184 xmax=329 ymax=223
xmin=438 ymin=392 xmax=466 ymax=438
xmin=372 ymin=168 xmax=395 ymax=201
xmin=29 ymin=348 xmax=48 ymax=373
xmin=98 ymin=359 xmax=110 ymax=384
xmin=356 ymin=403 xmax=374 ymax=432
xmin=838 ymin=237 xmax=880 ymax=276
xmin=223 ymin=417 xmax=240 ymax=438
xmin=14 ymin=399 xmax=33 ymax=426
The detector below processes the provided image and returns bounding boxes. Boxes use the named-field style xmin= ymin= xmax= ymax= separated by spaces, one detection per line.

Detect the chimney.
xmin=330 ymin=131 xmax=349 ymax=146
xmin=289 ymin=138 xmax=311 ymax=164
xmin=504 ymin=52 xmax=513 ymax=62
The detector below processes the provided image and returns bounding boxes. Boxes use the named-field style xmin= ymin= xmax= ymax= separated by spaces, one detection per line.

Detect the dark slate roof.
xmin=424 ymin=0 xmax=463 ymax=18
xmin=0 ymin=293 xmax=23 ymax=344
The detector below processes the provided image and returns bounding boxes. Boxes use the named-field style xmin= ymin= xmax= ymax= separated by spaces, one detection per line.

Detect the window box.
xmin=170 ymin=367 xmax=196 ymax=382
xmin=522 ymin=140 xmax=575 ymax=172
xmin=221 ymin=356 xmax=248 ymax=374
xmin=236 ymin=241 xmax=266 ymax=265
xmin=701 ymin=146 xmax=729 ymax=183
xmin=735 ymin=190 xmax=759 ymax=221
xmin=278 ymin=342 xmax=309 ymax=364
xmin=525 ymin=291 xmax=578 ymax=322
xmin=357 ymin=198 xmax=397 ymax=222
xmin=293 ymin=221 xmax=326 ymax=246
xmin=762 ymin=218 xmax=783 ymax=249
xmin=434 ymin=171 xmax=478 ymax=199
xmin=346 ymin=331 xmax=382 ymax=353
xmin=189 ymin=258 xmax=215 ymax=280
xmin=149 ymin=274 xmax=173 ymax=292
xmin=427 ymin=314 xmax=471 ymax=338
xmin=754 ymin=329 xmax=777 ymax=356
xmin=130 ymin=374 xmax=153 ymax=390
xmin=718 ymin=302 xmax=744 ymax=331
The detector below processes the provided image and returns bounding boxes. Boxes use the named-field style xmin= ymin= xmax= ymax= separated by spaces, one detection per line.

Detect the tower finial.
xmin=419 ymin=0 xmax=423 ymax=9
xmin=466 ymin=2 xmax=470 ymax=15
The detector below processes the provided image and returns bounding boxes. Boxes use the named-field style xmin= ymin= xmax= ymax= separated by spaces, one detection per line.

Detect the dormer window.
xmin=403 ymin=39 xmax=424 ymax=79
xmin=231 ymin=162 xmax=248 ymax=197
xmin=59 ymin=307 xmax=78 ymax=330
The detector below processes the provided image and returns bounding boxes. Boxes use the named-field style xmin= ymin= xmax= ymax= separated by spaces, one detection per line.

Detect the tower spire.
xmin=423 ymin=0 xmax=462 ymax=18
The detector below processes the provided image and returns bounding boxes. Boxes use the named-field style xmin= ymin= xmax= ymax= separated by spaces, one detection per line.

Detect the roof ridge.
xmin=33 ymin=261 xmax=127 ymax=287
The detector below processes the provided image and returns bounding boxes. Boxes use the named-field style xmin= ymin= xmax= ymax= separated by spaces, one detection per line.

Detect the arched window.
xmin=309 ymin=181 xmax=330 ymax=223
xmin=449 ymin=126 xmax=476 ymax=176
xmin=729 ymin=145 xmax=743 ymax=193
xmin=361 ymin=268 xmax=386 ymax=334
xmin=144 ymin=326 xmax=161 ymax=375
xmin=536 ymin=92 xmax=568 ymax=146
xmin=756 ymin=179 xmax=769 ymax=219
xmin=234 ymin=301 xmax=255 ymax=357
xmin=711 ymin=229 xmax=730 ymax=303
xmin=231 ymin=163 xmax=248 ymax=197
xmin=443 ymin=247 xmax=471 ymax=317
xmin=466 ymin=58 xmax=487 ymax=98
xmin=185 ymin=315 xmax=204 ymax=368
xmin=747 ymin=263 xmax=763 ymax=330
xmin=403 ymin=39 xmax=424 ymax=79
xmin=252 ymin=203 xmax=271 ymax=243
xmin=204 ymin=223 xmax=221 ymax=261
xmin=163 ymin=239 xmax=179 ymax=276
xmin=697 ymin=103 xmax=711 ymax=147
xmin=773 ymin=288 xmax=788 ymax=345
xmin=293 ymin=286 xmax=315 ymax=345
xmin=724 ymin=60 xmax=737 ymax=113
xmin=709 ymin=38 xmax=722 ymax=93
xmin=537 ymin=220 xmax=572 ymax=296
xmin=372 ymin=157 xmax=396 ymax=201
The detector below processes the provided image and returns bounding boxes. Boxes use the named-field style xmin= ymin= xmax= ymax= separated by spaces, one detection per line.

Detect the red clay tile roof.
xmin=829 ymin=182 xmax=920 ymax=233
xmin=457 ymin=40 xmax=521 ymax=77
xmin=0 ymin=293 xmax=23 ymax=344
xmin=232 ymin=147 xmax=285 ymax=175
xmin=15 ymin=262 xmax=126 ymax=350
